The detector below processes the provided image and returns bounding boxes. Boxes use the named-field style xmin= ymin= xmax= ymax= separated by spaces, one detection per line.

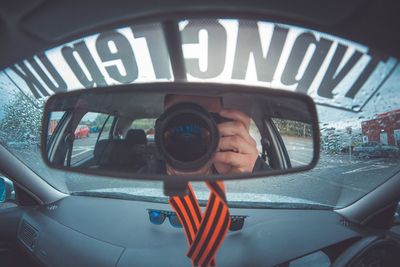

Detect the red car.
xmin=74 ymin=125 xmax=90 ymax=139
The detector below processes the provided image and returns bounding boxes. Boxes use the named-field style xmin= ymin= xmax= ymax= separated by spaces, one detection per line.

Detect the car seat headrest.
xmin=126 ymin=129 xmax=147 ymax=145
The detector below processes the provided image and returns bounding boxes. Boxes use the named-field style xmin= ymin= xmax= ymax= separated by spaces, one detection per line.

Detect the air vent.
xmin=18 ymin=220 xmax=38 ymax=251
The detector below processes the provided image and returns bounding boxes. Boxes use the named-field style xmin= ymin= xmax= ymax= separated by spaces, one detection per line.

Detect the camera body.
xmin=155 ymin=102 xmax=229 ymax=173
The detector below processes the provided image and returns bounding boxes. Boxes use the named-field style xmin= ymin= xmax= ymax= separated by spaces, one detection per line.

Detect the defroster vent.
xmin=18 ymin=220 xmax=38 ymax=251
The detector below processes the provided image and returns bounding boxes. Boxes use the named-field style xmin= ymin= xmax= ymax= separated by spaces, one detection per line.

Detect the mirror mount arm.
xmin=163 ymin=180 xmax=189 ymax=197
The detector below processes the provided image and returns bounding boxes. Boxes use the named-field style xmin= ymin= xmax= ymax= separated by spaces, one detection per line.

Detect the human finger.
xmin=218 ymin=135 xmax=258 ymax=155
xmin=219 ymin=109 xmax=251 ymax=130
xmin=213 ymin=151 xmax=257 ymax=173
xmin=217 ymin=121 xmax=257 ymax=147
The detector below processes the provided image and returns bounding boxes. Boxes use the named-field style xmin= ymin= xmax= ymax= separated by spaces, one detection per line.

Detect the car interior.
xmin=1 ymin=1 xmax=400 ymax=267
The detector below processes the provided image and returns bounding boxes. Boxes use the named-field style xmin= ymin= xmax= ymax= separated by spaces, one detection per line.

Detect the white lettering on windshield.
xmin=5 ymin=19 xmax=398 ymax=112
xmin=180 ymin=19 xmax=398 ymax=112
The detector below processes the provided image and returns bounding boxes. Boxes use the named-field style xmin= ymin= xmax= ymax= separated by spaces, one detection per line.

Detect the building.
xmin=361 ymin=109 xmax=400 ymax=146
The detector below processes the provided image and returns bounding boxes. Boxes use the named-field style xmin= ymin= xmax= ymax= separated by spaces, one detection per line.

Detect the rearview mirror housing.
xmin=40 ymin=83 xmax=320 ymax=195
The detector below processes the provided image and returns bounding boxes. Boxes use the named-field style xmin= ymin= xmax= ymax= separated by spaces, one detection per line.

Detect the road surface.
xmin=281 ymin=135 xmax=313 ymax=167
xmin=71 ymin=135 xmax=97 ymax=164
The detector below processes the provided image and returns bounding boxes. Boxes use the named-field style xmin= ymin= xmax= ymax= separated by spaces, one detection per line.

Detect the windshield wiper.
xmin=227 ymin=201 xmax=333 ymax=210
xmin=70 ymin=191 xmax=333 ymax=210
xmin=71 ymin=191 xmax=169 ymax=204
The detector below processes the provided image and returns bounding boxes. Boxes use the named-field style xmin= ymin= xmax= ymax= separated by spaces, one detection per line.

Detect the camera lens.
xmin=155 ymin=102 xmax=219 ymax=172
xmin=163 ymin=113 xmax=211 ymax=162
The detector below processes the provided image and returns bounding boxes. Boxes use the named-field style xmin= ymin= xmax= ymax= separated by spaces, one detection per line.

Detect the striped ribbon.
xmin=169 ymin=181 xmax=231 ymax=267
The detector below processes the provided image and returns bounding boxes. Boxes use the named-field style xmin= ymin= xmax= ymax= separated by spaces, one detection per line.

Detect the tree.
xmin=272 ymin=118 xmax=312 ymax=137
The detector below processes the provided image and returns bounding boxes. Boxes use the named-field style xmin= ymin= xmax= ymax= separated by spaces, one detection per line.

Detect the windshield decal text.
xmin=5 ymin=20 xmax=397 ymax=112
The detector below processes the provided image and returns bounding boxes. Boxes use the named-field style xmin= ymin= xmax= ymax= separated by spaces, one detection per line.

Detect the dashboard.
xmin=14 ymin=195 xmax=379 ymax=267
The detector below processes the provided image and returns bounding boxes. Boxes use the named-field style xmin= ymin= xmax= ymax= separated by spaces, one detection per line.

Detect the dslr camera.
xmin=155 ymin=102 xmax=229 ymax=173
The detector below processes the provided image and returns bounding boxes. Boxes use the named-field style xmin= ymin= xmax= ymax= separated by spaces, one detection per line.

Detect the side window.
xmin=272 ymin=118 xmax=313 ymax=167
xmin=70 ymin=112 xmax=113 ymax=166
xmin=131 ymin=118 xmax=156 ymax=142
xmin=98 ymin=114 xmax=115 ymax=141
xmin=249 ymin=120 xmax=262 ymax=155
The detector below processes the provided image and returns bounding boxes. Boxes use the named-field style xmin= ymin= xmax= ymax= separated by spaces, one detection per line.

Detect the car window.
xmin=131 ymin=118 xmax=156 ymax=129
xmin=131 ymin=118 xmax=156 ymax=142
xmin=97 ymin=114 xmax=115 ymax=141
xmin=272 ymin=118 xmax=313 ymax=167
xmin=70 ymin=112 xmax=113 ymax=166
xmin=249 ymin=120 xmax=262 ymax=154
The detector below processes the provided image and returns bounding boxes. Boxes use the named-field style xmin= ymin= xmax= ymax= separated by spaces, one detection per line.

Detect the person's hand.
xmin=213 ymin=109 xmax=259 ymax=174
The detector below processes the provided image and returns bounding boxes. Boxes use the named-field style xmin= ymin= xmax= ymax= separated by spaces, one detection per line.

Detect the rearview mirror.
xmin=41 ymin=83 xmax=319 ymax=195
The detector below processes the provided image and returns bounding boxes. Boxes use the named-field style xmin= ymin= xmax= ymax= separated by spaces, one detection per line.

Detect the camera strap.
xmin=169 ymin=181 xmax=231 ymax=267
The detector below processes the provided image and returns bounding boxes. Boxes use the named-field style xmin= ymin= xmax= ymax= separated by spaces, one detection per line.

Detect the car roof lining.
xmin=1 ymin=0 xmax=400 ymax=70
xmin=19 ymin=0 xmax=361 ymax=41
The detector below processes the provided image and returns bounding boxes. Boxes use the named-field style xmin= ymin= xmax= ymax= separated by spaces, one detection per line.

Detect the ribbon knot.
xmin=169 ymin=181 xmax=231 ymax=267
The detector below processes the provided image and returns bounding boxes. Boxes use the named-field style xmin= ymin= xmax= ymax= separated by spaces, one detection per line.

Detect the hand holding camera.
xmin=214 ymin=109 xmax=259 ymax=174
xmin=155 ymin=100 xmax=258 ymax=175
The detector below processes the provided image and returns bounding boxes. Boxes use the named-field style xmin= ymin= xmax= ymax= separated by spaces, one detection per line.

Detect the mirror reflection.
xmin=43 ymin=85 xmax=317 ymax=179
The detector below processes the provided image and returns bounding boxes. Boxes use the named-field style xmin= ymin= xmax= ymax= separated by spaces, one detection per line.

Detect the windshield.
xmin=0 ymin=19 xmax=399 ymax=209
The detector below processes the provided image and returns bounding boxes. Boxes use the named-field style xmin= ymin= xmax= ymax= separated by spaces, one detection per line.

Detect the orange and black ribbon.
xmin=169 ymin=181 xmax=230 ymax=267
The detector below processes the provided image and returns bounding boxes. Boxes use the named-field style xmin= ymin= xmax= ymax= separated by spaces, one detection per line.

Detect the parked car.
xmin=89 ymin=126 xmax=99 ymax=133
xmin=74 ymin=125 xmax=90 ymax=139
xmin=354 ymin=141 xmax=400 ymax=158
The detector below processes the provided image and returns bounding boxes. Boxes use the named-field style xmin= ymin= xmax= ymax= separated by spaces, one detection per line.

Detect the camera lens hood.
xmin=155 ymin=102 xmax=219 ymax=172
